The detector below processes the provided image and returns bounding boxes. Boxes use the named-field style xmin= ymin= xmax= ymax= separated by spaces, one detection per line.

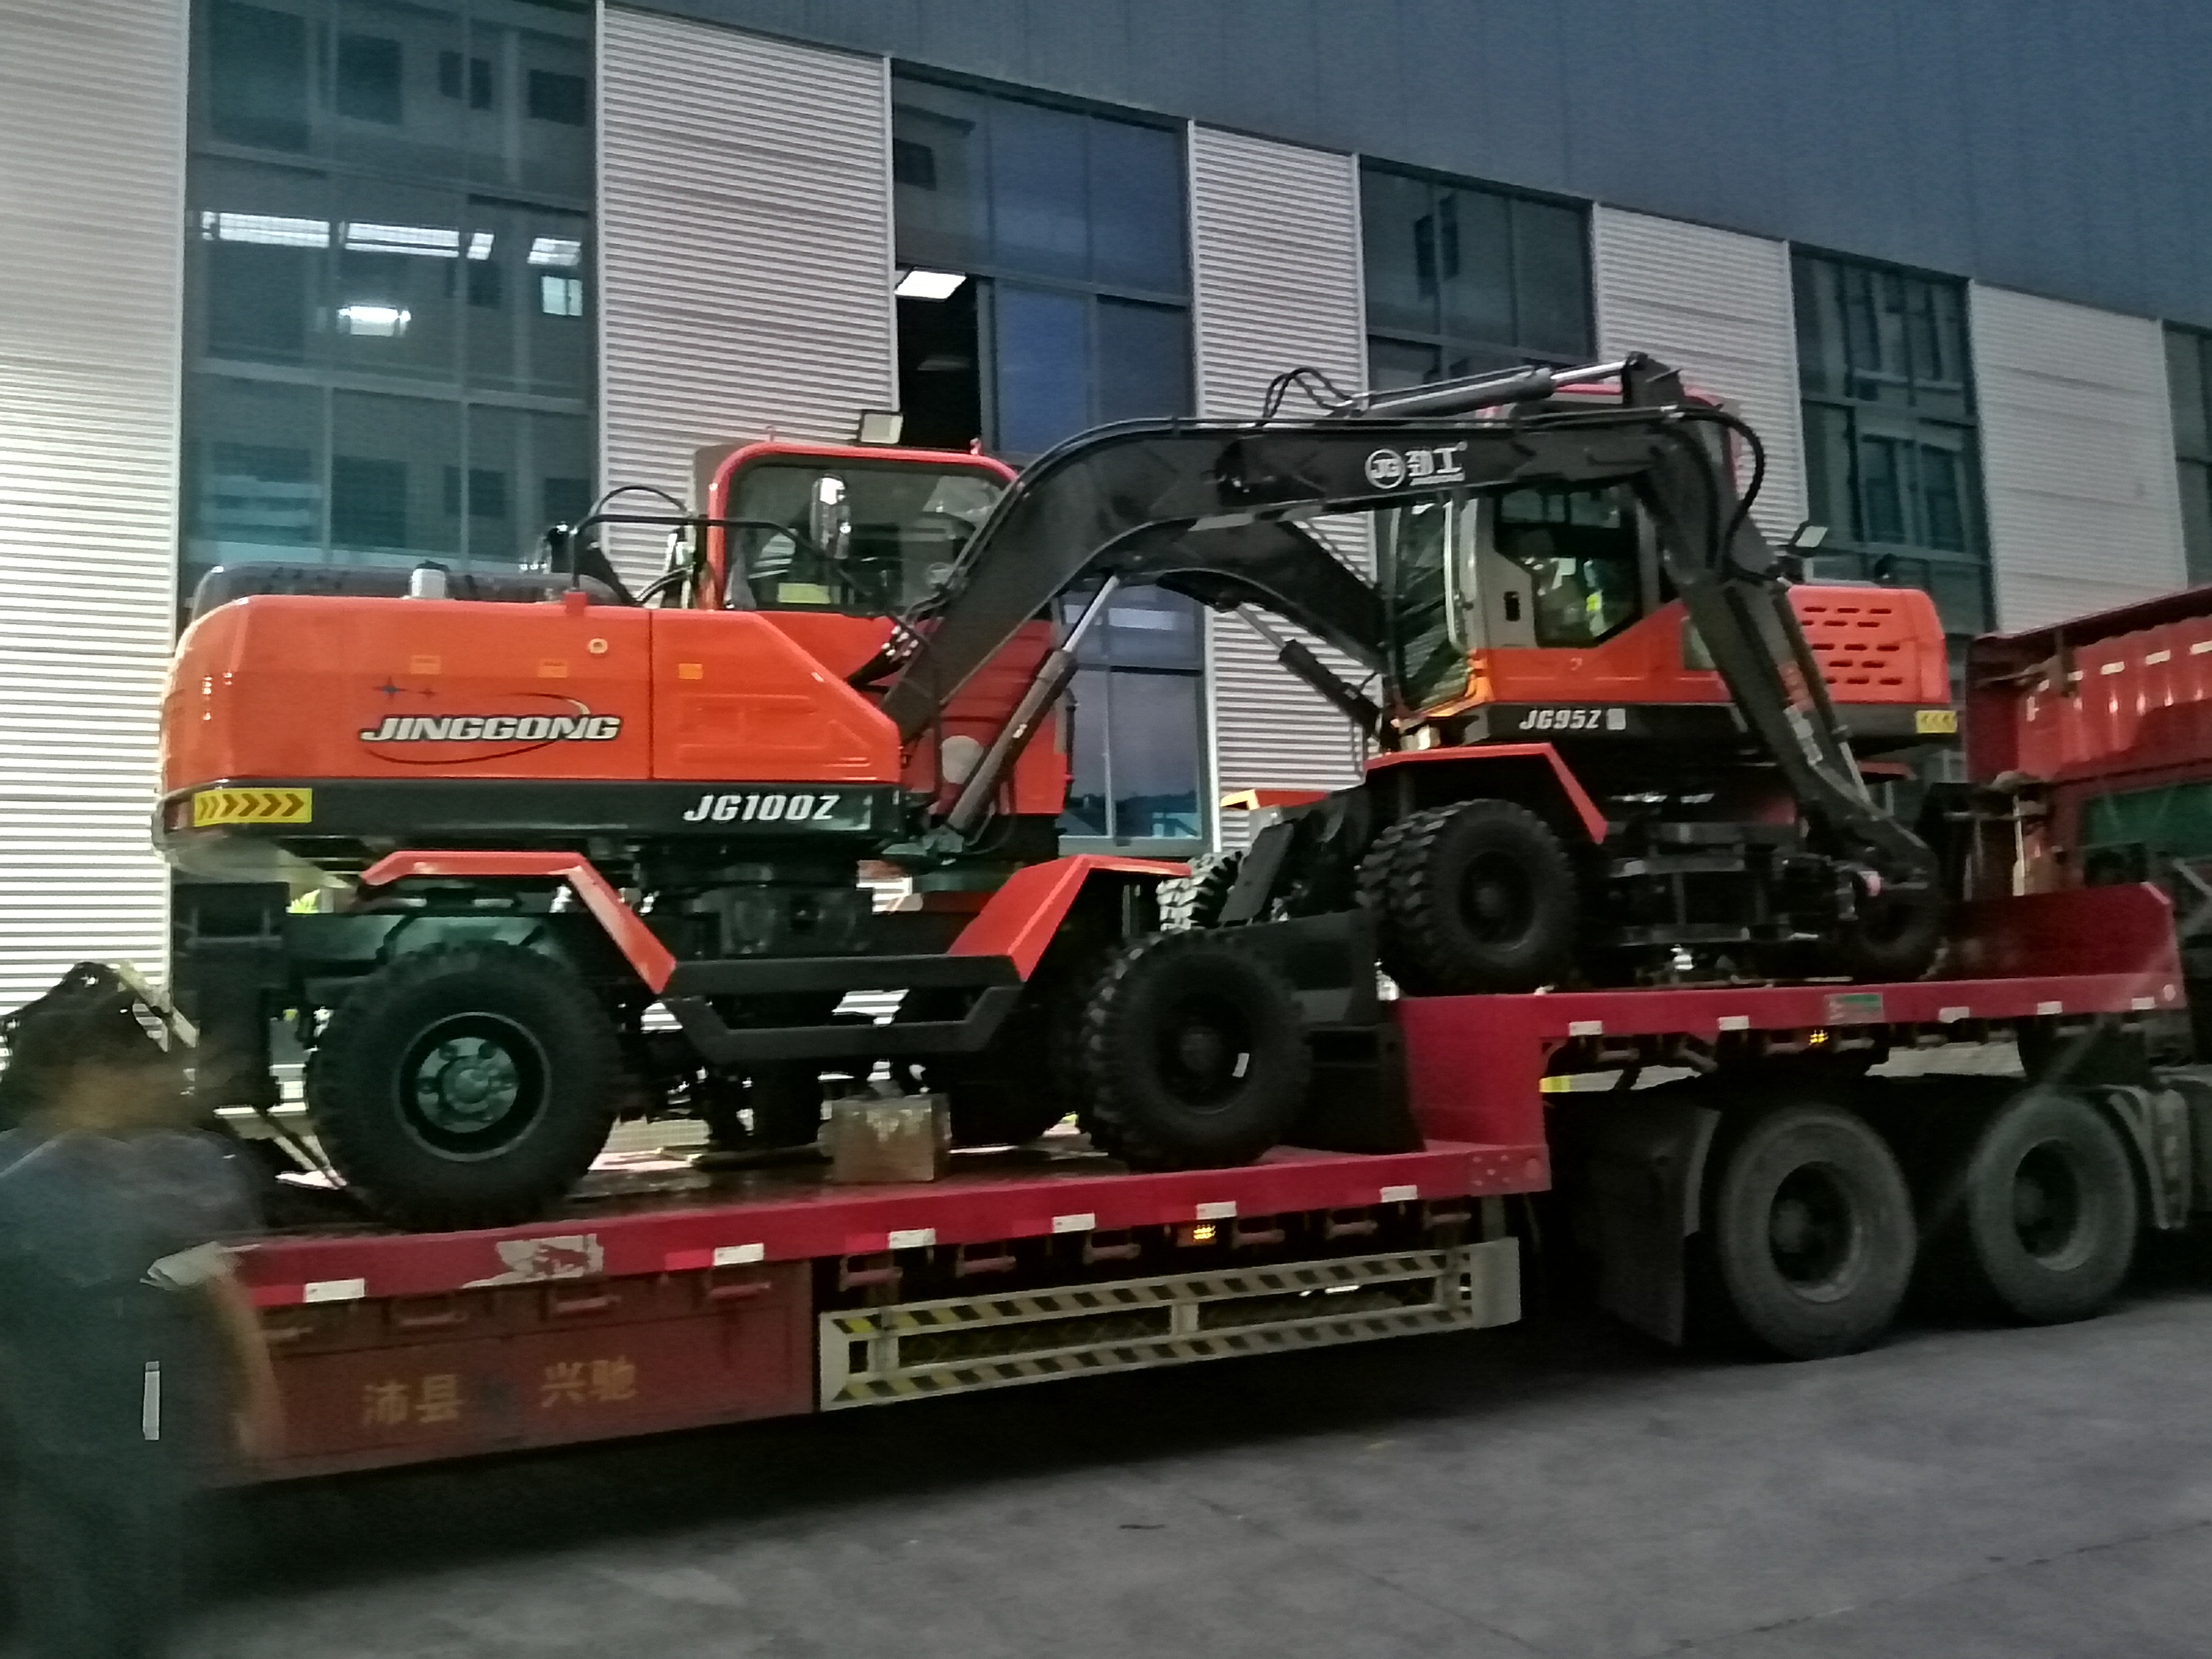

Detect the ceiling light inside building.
xmin=199 ymin=211 xmax=329 ymax=247
xmin=527 ymin=236 xmax=582 ymax=267
xmin=895 ymin=268 xmax=966 ymax=300
xmin=466 ymin=231 xmax=495 ymax=260
xmin=337 ymin=304 xmax=410 ymax=337
xmin=342 ymin=222 xmax=459 ymax=257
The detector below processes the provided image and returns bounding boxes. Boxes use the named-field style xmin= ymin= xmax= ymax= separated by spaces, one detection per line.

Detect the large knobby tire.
xmin=1159 ymin=852 xmax=1243 ymax=931
xmin=1702 ymin=1100 xmax=1917 ymax=1359
xmin=306 ymin=943 xmax=622 ymax=1229
xmin=1073 ymin=932 xmax=1310 ymax=1170
xmin=1832 ymin=881 xmax=1945 ymax=983
xmin=1927 ymin=1088 xmax=2137 ymax=1324
xmin=1361 ymin=800 xmax=1579 ymax=994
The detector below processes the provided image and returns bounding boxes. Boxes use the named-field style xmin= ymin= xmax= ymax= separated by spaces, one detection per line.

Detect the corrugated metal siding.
xmin=599 ymin=6 xmax=895 ymax=583
xmin=1188 ymin=127 xmax=1370 ymax=848
xmin=1970 ymin=285 xmax=2188 ymax=632
xmin=1592 ymin=207 xmax=1807 ymax=539
xmin=0 ymin=0 xmax=183 ymax=1008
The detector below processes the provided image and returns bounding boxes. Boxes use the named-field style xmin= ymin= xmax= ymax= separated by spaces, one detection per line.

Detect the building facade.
xmin=5 ymin=0 xmax=2211 ymax=1002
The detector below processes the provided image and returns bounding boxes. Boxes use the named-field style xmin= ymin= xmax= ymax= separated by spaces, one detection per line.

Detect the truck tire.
xmin=1702 ymin=1099 xmax=1916 ymax=1359
xmin=1361 ymin=800 xmax=1579 ymax=994
xmin=1832 ymin=882 xmax=1945 ymax=983
xmin=1072 ymin=932 xmax=1310 ymax=1169
xmin=1926 ymin=1087 xmax=2137 ymax=1324
xmin=306 ymin=943 xmax=622 ymax=1229
xmin=1159 ymin=852 xmax=1243 ymax=930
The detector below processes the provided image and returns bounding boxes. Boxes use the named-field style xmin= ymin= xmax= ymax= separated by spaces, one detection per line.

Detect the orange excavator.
xmin=157 ymin=353 xmax=1954 ymax=1229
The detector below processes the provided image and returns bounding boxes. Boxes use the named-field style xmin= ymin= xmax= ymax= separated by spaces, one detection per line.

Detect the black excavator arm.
xmin=882 ymin=352 xmax=1936 ymax=893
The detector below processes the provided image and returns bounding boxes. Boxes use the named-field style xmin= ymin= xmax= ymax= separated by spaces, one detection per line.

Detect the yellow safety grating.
xmin=819 ymin=1240 xmax=1519 ymax=1409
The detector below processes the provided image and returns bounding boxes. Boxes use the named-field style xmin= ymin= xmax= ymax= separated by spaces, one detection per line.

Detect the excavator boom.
xmin=883 ymin=352 xmax=1933 ymax=888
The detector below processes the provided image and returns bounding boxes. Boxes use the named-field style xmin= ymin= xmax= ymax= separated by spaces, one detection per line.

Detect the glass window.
xmin=2169 ymin=327 xmax=2212 ymax=583
xmin=207 ymin=1 xmax=312 ymax=152
xmin=183 ymin=376 xmax=323 ymax=596
xmin=891 ymin=72 xmax=1192 ymax=460
xmin=1088 ymin=119 xmax=1185 ymax=293
xmin=1361 ymin=163 xmax=1591 ymax=388
xmin=331 ymin=392 xmax=459 ymax=561
xmin=185 ymin=0 xmax=592 ymax=607
xmin=989 ymin=98 xmax=1088 ymax=283
xmin=1058 ymin=591 xmax=1206 ymax=848
xmin=890 ymin=80 xmax=989 ymax=273
xmin=722 ymin=460 xmax=1004 ymax=615
xmin=1096 ymin=299 xmax=1190 ymax=426
xmin=994 ymin=284 xmax=1090 ymax=457
xmin=891 ymin=74 xmax=1200 ymax=848
xmin=1495 ymin=489 xmax=1642 ymax=647
xmin=1794 ymin=251 xmax=1988 ymax=637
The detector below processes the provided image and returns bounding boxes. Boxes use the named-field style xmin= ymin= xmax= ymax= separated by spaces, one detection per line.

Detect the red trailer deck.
xmin=229 ymin=886 xmax=2188 ymax=1481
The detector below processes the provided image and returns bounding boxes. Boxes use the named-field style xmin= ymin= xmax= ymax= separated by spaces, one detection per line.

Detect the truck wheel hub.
xmin=413 ymin=1036 xmax=523 ymax=1130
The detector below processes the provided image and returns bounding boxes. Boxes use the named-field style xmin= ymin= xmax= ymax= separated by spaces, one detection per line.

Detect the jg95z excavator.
xmin=157 ymin=353 xmax=1954 ymax=1229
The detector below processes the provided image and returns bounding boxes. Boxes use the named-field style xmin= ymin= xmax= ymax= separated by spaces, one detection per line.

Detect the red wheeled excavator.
xmin=157 ymin=353 xmax=1955 ymax=1229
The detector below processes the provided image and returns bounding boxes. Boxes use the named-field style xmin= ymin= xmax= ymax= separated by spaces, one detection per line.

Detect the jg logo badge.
xmin=1364 ymin=443 xmax=1470 ymax=491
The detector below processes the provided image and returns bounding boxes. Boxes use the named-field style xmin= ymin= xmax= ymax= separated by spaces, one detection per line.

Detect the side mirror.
xmin=808 ymin=475 xmax=851 ymax=567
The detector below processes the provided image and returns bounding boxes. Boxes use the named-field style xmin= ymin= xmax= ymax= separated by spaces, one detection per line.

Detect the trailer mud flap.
xmin=818 ymin=1241 xmax=1517 ymax=1408
xmin=1549 ymin=1091 xmax=1720 ymax=1346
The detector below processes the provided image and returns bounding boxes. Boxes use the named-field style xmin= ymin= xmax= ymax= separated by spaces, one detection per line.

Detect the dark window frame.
xmin=889 ymin=68 xmax=1206 ymax=853
xmin=2167 ymin=324 xmax=2212 ymax=586
xmin=183 ymin=0 xmax=594 ymax=590
xmin=890 ymin=67 xmax=1193 ymax=460
xmin=1793 ymin=248 xmax=1990 ymax=640
xmin=1359 ymin=159 xmax=1595 ymax=387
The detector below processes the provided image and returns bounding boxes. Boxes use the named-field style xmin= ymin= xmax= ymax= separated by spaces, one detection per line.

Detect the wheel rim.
xmin=1152 ymin=994 xmax=1256 ymax=1111
xmin=1765 ymin=1162 xmax=1862 ymax=1300
xmin=398 ymin=1013 xmax=549 ymax=1159
xmin=2011 ymin=1139 xmax=2091 ymax=1267
xmin=1458 ymin=852 xmax=1536 ymax=945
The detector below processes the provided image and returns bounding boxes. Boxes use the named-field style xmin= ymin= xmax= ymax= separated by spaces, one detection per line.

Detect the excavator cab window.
xmin=1492 ymin=487 xmax=1644 ymax=648
xmin=1380 ymin=495 xmax=1473 ymax=710
xmin=722 ymin=462 xmax=1002 ymax=615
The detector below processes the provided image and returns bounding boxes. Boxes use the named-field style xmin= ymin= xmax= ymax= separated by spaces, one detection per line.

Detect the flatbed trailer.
xmin=232 ymin=884 xmax=2197 ymax=1481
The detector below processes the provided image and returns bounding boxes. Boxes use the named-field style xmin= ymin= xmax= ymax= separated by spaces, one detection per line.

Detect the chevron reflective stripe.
xmin=824 ymin=1252 xmax=1453 ymax=1338
xmin=827 ymin=1307 xmax=1473 ymax=1406
xmin=192 ymin=787 xmax=312 ymax=827
xmin=820 ymin=1244 xmax=1517 ymax=1410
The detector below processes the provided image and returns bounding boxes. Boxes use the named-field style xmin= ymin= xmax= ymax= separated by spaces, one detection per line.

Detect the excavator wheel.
xmin=1361 ymin=800 xmax=1580 ymax=994
xmin=1832 ymin=882 xmax=1946 ymax=983
xmin=306 ymin=943 xmax=622 ymax=1230
xmin=1071 ymin=930 xmax=1309 ymax=1170
xmin=1159 ymin=851 xmax=1244 ymax=930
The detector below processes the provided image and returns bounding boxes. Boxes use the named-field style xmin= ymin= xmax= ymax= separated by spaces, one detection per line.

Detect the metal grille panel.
xmin=1592 ymin=206 xmax=1808 ymax=539
xmin=1189 ymin=127 xmax=1372 ymax=847
xmin=599 ymin=7 xmax=896 ymax=583
xmin=1969 ymin=285 xmax=2187 ymax=631
xmin=0 ymin=0 xmax=185 ymax=1007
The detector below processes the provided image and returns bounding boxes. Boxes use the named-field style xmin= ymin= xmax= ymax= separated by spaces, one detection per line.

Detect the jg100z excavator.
xmin=157 ymin=353 xmax=1955 ymax=1229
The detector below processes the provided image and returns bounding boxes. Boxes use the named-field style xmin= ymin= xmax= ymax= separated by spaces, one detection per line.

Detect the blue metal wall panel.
xmin=632 ymin=0 xmax=2212 ymax=329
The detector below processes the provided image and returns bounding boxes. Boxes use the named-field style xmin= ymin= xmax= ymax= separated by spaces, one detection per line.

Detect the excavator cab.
xmin=697 ymin=441 xmax=1011 ymax=618
xmin=1379 ymin=482 xmax=1654 ymax=716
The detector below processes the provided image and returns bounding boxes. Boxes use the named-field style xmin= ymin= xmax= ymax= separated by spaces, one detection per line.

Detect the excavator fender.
xmin=1364 ymin=745 xmax=1610 ymax=844
xmin=950 ymin=854 xmax=1188 ymax=979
